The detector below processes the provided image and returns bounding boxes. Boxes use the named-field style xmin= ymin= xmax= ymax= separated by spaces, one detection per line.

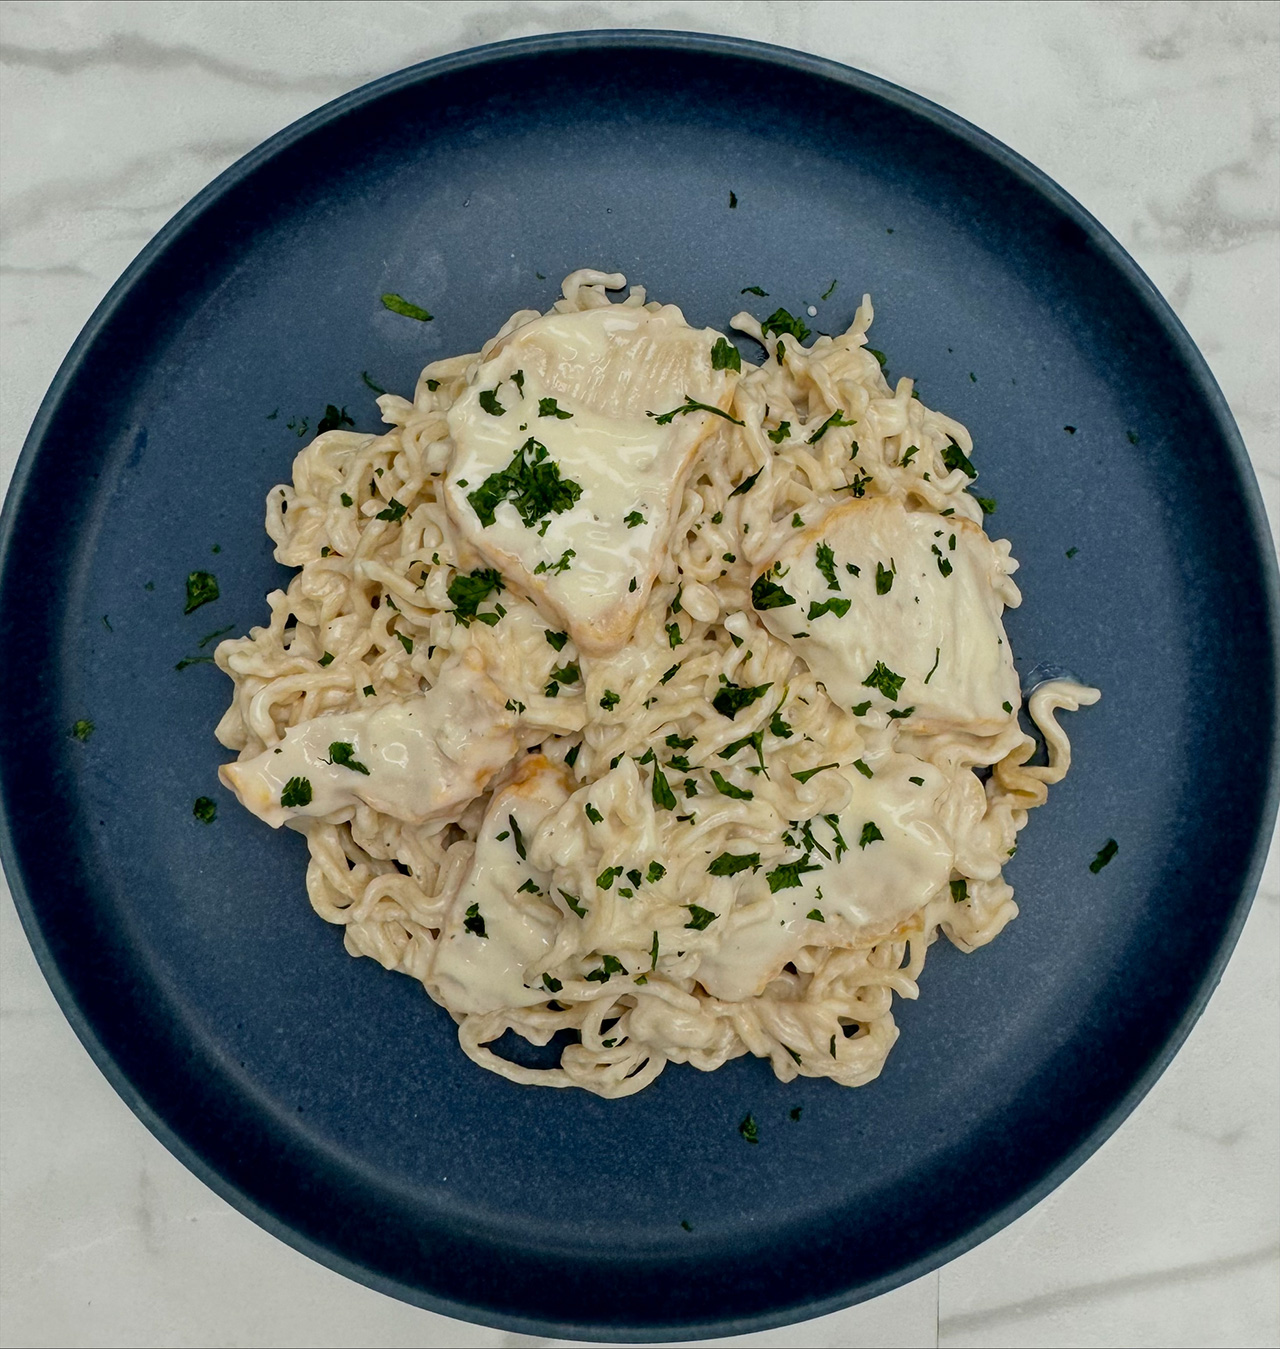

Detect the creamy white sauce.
xmin=444 ymin=306 xmax=736 ymax=654
xmin=430 ymin=759 xmax=570 ymax=1015
xmin=696 ymin=754 xmax=954 ymax=1001
xmin=755 ymin=498 xmax=1022 ymax=730
xmin=219 ymin=651 xmax=517 ymax=827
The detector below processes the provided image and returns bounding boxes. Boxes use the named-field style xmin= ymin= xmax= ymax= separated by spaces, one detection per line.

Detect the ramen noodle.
xmin=216 ymin=269 xmax=1098 ymax=1098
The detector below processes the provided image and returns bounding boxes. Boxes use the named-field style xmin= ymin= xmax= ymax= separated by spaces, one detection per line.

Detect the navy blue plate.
xmin=1 ymin=32 xmax=1275 ymax=1343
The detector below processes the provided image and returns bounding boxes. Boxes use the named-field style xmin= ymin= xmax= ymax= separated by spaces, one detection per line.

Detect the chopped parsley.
xmin=478 ymin=389 xmax=506 ymax=416
xmin=538 ymin=396 xmax=572 ymax=419
xmin=560 ymin=889 xmax=587 ymax=917
xmin=792 ymin=762 xmax=838 ymax=784
xmin=887 ymin=706 xmax=915 ymax=720
xmin=280 ymin=776 xmax=312 ymax=809
xmin=867 ymin=348 xmax=887 ymax=369
xmin=821 ymin=278 xmax=838 ymax=300
xmin=815 ymin=541 xmax=840 ymax=591
xmin=900 ymin=445 xmax=920 ymax=468
xmin=71 ymin=718 xmax=95 ymax=742
xmin=767 ymin=856 xmax=821 ymax=891
xmin=648 ymin=397 xmax=744 ymax=427
xmin=730 ymin=467 xmax=762 ymax=497
xmin=600 ymin=689 xmax=621 ymax=710
xmin=192 ymin=796 xmax=217 ymax=824
xmin=937 ymin=555 xmax=954 ymax=578
xmin=650 ymin=930 xmax=660 ymax=969
xmin=625 ymin=510 xmax=646 ymax=528
xmin=447 ymin=568 xmax=504 ymax=626
xmin=853 ymin=759 xmax=874 ymax=779
xmin=909 ymin=775 xmax=924 ymax=785
xmin=1002 ymin=700 xmax=1014 ymax=713
xmin=395 ymin=631 xmax=413 ymax=654
xmin=586 ymin=954 xmax=625 ymax=983
xmin=739 ymin=1113 xmax=759 ymax=1144
xmin=651 ymin=762 xmax=677 ymax=811
xmin=666 ymin=622 xmax=683 ymax=649
xmin=544 ymin=631 xmax=569 ymax=653
xmin=712 ymin=679 xmax=772 ymax=719
xmin=1089 ymin=839 xmax=1118 ymax=873
xmin=769 ymin=710 xmax=793 ymax=738
xmin=507 ymin=815 xmax=527 ymax=859
xmin=317 ymin=404 xmax=354 ymax=433
xmin=184 ymin=571 xmax=219 ymax=614
xmin=751 ymin=572 xmax=795 ymax=610
xmin=924 ymin=647 xmax=941 ymax=683
xmin=381 ymin=293 xmax=432 ymax=321
xmin=541 ymin=972 xmax=562 ymax=993
xmin=941 ymin=439 xmax=977 ymax=478
xmin=807 ymin=410 xmax=856 ymax=444
xmin=862 ymin=661 xmax=905 ymax=700
xmin=721 ymin=728 xmax=766 ymax=771
xmin=534 ymin=548 xmax=575 ymax=575
xmin=660 ymin=665 xmax=679 ymax=684
xmin=807 ymin=908 xmax=824 ymax=922
xmin=741 ymin=285 xmax=768 ymax=296
xmin=711 ymin=337 xmax=741 ymax=372
xmin=548 ymin=661 xmax=580 ymax=686
xmin=340 ymin=492 xmax=353 ymax=507
xmin=646 ymin=861 xmax=666 ymax=883
xmin=710 ymin=770 xmax=753 ymax=800
xmin=975 ymin=495 xmax=997 ymax=514
xmin=466 ymin=437 xmax=583 ymax=528
xmin=858 ymin=821 xmax=884 ymax=849
xmin=838 ymin=471 xmax=872 ymax=497
xmin=807 ymin=597 xmax=850 ymax=620
xmin=463 ymin=903 xmax=487 ymax=938
xmin=760 ymin=308 xmax=811 ymax=343
xmin=376 ymin=498 xmax=408 ymax=522
xmin=1066 ymin=546 xmax=1079 ymax=559
xmin=666 ymin=732 xmax=696 ymax=750
xmin=597 ymin=866 xmax=624 ymax=890
xmin=327 ymin=742 xmax=370 ymax=775
xmin=950 ymin=878 xmax=968 ymax=903
xmin=851 ymin=700 xmax=872 ymax=716
xmin=708 ymin=851 xmax=759 ymax=876
xmin=363 ymin=685 xmax=375 ymax=696
xmin=685 ymin=904 xmax=718 ymax=931
xmin=767 ymin=422 xmax=791 ymax=444
xmin=361 ymin=371 xmax=385 ymax=395
xmin=875 ymin=560 xmax=895 ymax=595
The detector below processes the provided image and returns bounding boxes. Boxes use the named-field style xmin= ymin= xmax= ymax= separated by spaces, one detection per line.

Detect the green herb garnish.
xmin=950 ymin=878 xmax=968 ymax=903
xmin=685 ymin=905 xmax=718 ymax=930
xmin=711 ymin=337 xmax=741 ymax=372
xmin=710 ymin=770 xmax=753 ymax=800
xmin=381 ymin=293 xmax=432 ymax=321
xmin=534 ymin=548 xmax=575 ymax=575
xmin=317 ymin=404 xmax=354 ymax=433
xmin=712 ymin=680 xmax=772 ymax=719
xmin=875 ymin=560 xmax=895 ymax=595
xmin=651 ymin=762 xmax=677 ymax=811
xmin=760 ymin=308 xmax=811 ymax=343
xmin=463 ymin=903 xmax=487 ymax=938
xmin=328 ymin=742 xmax=370 ymax=775
xmin=751 ymin=573 xmax=795 ymax=611
xmin=862 ymin=661 xmax=904 ymax=701
xmin=807 ymin=410 xmax=856 ymax=444
xmin=767 ymin=856 xmax=821 ymax=891
xmin=941 ymin=439 xmax=976 ymax=478
xmin=538 ymin=396 xmax=572 ymax=419
xmin=739 ymin=1113 xmax=759 ymax=1144
xmin=280 ymin=777 xmax=312 ymax=809
xmin=1089 ymin=839 xmax=1118 ymax=873
xmin=600 ymin=689 xmax=621 ymax=710
xmin=767 ymin=422 xmax=791 ymax=444
xmin=648 ymin=397 xmax=744 ymax=427
xmin=807 ymin=598 xmax=850 ymax=621
xmin=858 ymin=821 xmax=884 ymax=849
xmin=192 ymin=796 xmax=217 ymax=823
xmin=708 ymin=851 xmax=760 ymax=876
xmin=815 ymin=541 xmax=840 ymax=591
xmin=184 ymin=571 xmax=219 ymax=614
xmin=376 ymin=498 xmax=407 ymax=522
xmin=447 ymin=568 xmax=504 ymax=626
xmin=793 ymin=763 xmax=838 ymax=784
xmin=466 ymin=437 xmax=583 ymax=528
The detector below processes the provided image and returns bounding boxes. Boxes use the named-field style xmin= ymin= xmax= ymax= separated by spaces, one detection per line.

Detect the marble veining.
xmin=1 ymin=3 xmax=1276 ymax=1347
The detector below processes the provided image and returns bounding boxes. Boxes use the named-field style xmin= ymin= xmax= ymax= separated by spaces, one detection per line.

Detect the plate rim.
xmin=2 ymin=27 xmax=1277 ymax=1343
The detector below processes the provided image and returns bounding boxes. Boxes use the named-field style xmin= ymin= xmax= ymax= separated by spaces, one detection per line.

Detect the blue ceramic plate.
xmin=1 ymin=32 xmax=1275 ymax=1343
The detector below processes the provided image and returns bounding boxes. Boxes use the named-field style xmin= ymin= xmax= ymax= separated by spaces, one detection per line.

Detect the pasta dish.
xmin=216 ymin=269 xmax=1097 ymax=1097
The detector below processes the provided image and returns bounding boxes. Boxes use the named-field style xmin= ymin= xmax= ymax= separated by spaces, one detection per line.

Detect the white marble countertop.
xmin=1 ymin=3 xmax=1277 ymax=1346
